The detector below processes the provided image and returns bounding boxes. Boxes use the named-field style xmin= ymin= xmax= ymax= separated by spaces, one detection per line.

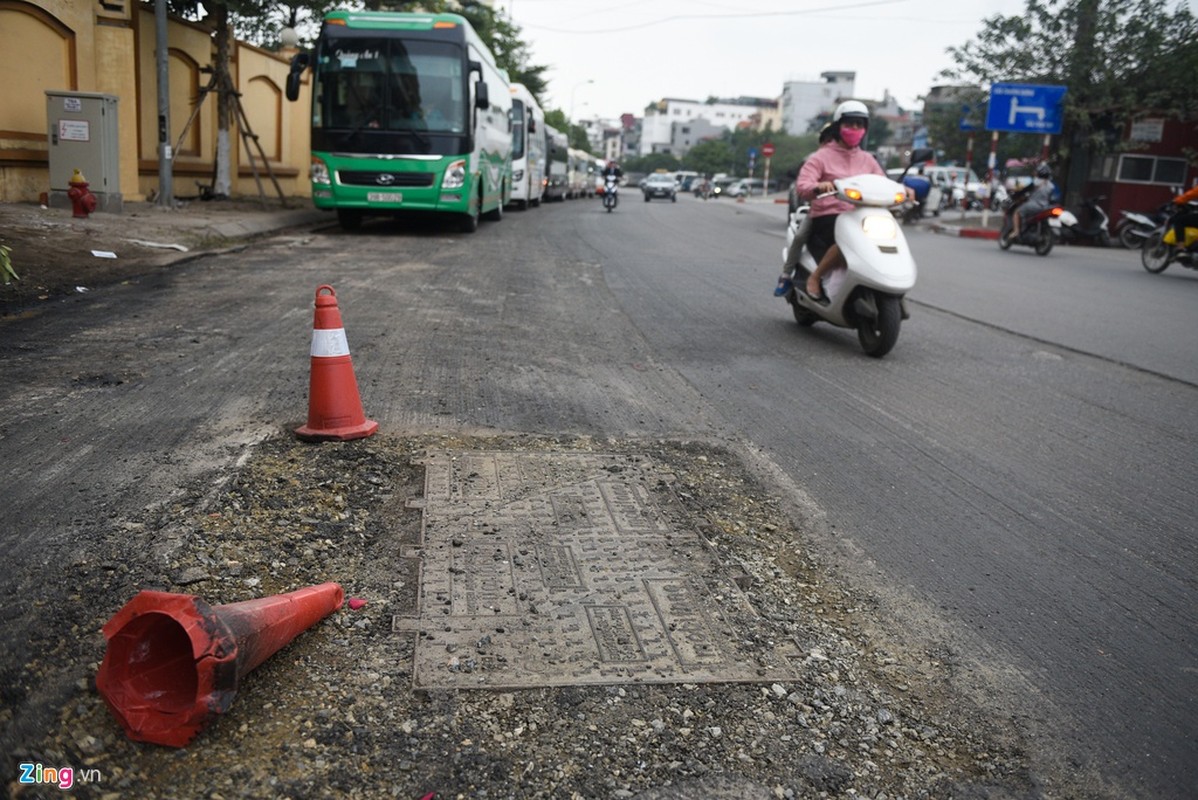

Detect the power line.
xmin=519 ymin=0 xmax=911 ymax=34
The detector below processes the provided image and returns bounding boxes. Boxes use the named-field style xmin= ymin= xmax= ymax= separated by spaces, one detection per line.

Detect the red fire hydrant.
xmin=67 ymin=168 xmax=98 ymax=219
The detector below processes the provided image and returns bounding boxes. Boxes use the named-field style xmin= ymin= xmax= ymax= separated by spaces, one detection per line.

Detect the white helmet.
xmin=833 ymin=100 xmax=870 ymax=124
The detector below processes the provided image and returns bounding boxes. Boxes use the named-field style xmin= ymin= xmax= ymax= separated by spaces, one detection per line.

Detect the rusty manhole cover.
xmin=395 ymin=450 xmax=801 ymax=689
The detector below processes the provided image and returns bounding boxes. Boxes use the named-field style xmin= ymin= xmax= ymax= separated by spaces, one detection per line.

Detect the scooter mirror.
xmin=909 ymin=147 xmax=935 ymax=166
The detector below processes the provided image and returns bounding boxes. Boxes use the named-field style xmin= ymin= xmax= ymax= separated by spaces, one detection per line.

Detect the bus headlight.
xmin=310 ymin=157 xmax=330 ymax=186
xmin=442 ymin=159 xmax=467 ymax=190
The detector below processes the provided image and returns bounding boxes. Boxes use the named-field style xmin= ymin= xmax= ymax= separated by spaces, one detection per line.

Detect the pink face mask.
xmin=840 ymin=127 xmax=866 ymax=148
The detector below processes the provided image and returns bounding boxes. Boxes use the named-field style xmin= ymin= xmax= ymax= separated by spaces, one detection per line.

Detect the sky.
xmin=486 ymin=0 xmax=1115 ymax=121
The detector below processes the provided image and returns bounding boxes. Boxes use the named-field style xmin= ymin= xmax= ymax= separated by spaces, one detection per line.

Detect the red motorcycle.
xmin=998 ymin=197 xmax=1064 ymax=256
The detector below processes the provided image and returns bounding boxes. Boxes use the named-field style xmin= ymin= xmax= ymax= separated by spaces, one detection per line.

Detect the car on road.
xmin=710 ymin=177 xmax=738 ymax=198
xmin=726 ymin=178 xmax=767 ymax=198
xmin=642 ymin=173 xmax=677 ymax=202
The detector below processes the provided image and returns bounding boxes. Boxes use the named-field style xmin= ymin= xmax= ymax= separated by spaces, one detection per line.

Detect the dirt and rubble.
xmin=0 ymin=197 xmax=325 ymax=312
xmin=5 ymin=431 xmax=1051 ymax=799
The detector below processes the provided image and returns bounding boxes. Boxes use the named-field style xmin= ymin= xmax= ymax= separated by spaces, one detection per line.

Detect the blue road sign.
xmin=986 ymin=83 xmax=1066 ymax=134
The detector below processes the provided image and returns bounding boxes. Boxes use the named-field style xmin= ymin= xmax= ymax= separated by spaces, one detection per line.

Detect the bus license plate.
xmin=367 ymin=192 xmax=401 ymax=203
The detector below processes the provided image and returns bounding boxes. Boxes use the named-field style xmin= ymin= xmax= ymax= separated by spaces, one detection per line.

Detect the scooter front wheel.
xmin=1141 ymin=232 xmax=1173 ymax=273
xmin=858 ymin=293 xmax=901 ymax=358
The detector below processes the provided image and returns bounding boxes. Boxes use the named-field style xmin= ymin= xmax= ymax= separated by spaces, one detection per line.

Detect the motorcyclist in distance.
xmin=786 ymin=100 xmax=889 ymax=300
xmin=1011 ymin=163 xmax=1055 ymax=239
xmin=602 ymin=160 xmax=623 ymax=180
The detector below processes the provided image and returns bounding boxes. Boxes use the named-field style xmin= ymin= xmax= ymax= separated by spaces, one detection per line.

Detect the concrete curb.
xmin=929 ymin=223 xmax=1000 ymax=240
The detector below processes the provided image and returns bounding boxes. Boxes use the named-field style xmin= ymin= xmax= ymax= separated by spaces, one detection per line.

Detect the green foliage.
xmin=922 ymin=88 xmax=1042 ymax=177
xmin=682 ymin=139 xmax=735 ymax=176
xmin=1 ymin=244 xmax=17 ymax=285
xmin=542 ymin=109 xmax=591 ymax=150
xmin=941 ymin=0 xmax=1198 ymax=141
xmin=681 ymin=129 xmax=820 ymax=181
xmin=622 ymin=153 xmax=681 ymax=174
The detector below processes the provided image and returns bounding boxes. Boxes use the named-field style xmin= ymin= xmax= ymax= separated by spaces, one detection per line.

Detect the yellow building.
xmin=0 ymin=0 xmax=311 ymax=205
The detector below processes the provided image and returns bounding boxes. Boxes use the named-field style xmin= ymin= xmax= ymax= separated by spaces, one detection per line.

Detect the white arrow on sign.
xmin=1009 ymin=97 xmax=1046 ymax=126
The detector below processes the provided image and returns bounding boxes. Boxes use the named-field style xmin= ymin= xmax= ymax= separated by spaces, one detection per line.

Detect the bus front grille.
xmin=339 ymin=171 xmax=436 ymax=188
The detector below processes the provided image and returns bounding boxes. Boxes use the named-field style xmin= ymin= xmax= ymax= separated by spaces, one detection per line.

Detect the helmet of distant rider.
xmin=1036 ymin=163 xmax=1052 ymax=179
xmin=832 ymin=100 xmax=870 ymax=127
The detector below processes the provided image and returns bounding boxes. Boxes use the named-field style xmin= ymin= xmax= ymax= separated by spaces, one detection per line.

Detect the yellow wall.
xmin=0 ymin=0 xmax=311 ymax=203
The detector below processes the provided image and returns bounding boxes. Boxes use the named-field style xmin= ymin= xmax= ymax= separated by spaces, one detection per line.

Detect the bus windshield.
xmin=314 ymin=37 xmax=466 ymax=135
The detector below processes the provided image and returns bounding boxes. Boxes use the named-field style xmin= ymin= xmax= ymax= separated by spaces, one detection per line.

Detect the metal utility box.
xmin=46 ymin=91 xmax=123 ymax=213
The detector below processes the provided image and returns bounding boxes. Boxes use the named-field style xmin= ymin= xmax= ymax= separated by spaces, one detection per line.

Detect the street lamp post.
xmin=569 ymin=79 xmax=594 ymax=122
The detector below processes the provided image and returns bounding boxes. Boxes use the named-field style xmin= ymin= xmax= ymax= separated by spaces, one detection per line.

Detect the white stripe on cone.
xmin=311 ymin=328 xmax=350 ymax=357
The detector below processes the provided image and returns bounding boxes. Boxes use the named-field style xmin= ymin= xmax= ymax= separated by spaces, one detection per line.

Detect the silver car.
xmin=641 ymin=173 xmax=677 ymax=202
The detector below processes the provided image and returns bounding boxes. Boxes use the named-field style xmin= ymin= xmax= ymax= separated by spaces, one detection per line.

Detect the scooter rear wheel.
xmin=1118 ymin=225 xmax=1141 ymax=250
xmin=857 ymin=293 xmax=901 ymax=358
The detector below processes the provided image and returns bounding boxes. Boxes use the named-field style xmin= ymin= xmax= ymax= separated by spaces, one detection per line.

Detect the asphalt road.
xmin=540 ymin=195 xmax=1198 ymax=798
xmin=2 ymin=193 xmax=1194 ymax=797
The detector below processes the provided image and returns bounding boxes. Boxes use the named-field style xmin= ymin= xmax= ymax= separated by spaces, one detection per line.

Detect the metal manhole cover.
xmin=395 ymin=450 xmax=801 ymax=689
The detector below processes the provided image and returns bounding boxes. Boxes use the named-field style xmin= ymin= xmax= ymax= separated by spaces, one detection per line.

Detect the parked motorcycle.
xmin=998 ymin=195 xmax=1064 ymax=256
xmin=1140 ymin=205 xmax=1198 ymax=274
xmin=1058 ymin=196 xmax=1111 ymax=247
xmin=602 ymin=175 xmax=619 ymax=212
xmin=1114 ymin=203 xmax=1172 ymax=249
xmin=780 ymin=173 xmax=914 ymax=358
xmin=892 ymin=148 xmax=941 ymax=226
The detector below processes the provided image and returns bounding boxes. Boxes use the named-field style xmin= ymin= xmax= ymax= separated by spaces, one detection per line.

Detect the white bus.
xmin=544 ymin=124 xmax=569 ymax=202
xmin=508 ymin=83 xmax=546 ymax=208
xmin=567 ymin=147 xmax=591 ymax=198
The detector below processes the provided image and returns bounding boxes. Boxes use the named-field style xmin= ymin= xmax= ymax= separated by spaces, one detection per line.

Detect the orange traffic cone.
xmin=96 ymin=582 xmax=344 ymax=747
xmin=295 ymin=284 xmax=378 ymax=441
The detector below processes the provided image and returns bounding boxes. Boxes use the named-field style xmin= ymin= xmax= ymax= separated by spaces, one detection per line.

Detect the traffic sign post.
xmin=986 ymin=83 xmax=1066 ymax=134
xmin=983 ymin=83 xmax=1066 ymax=227
xmin=762 ymin=143 xmax=774 ymax=196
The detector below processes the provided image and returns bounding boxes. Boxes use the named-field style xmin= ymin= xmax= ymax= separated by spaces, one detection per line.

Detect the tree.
xmin=682 ymin=139 xmax=735 ymax=176
xmin=622 ymin=153 xmax=680 ymax=174
xmin=940 ymin=0 xmax=1198 ymax=200
xmin=544 ymin=109 xmax=591 ymax=151
xmin=168 ymin=1 xmax=269 ymax=198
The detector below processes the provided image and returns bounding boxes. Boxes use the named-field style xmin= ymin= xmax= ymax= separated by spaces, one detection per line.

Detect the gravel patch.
xmin=6 ymin=433 xmax=1042 ymax=799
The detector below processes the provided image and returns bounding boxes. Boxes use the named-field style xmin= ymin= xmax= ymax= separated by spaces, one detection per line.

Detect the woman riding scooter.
xmin=774 ymin=101 xmax=890 ymax=300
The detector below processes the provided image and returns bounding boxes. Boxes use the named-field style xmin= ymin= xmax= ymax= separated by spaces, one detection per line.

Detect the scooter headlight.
xmin=862 ymin=214 xmax=898 ymax=240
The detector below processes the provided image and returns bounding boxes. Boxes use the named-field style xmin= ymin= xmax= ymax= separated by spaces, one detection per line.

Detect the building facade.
xmin=780 ymin=71 xmax=855 ymax=135
xmin=0 ymin=0 xmax=311 ymax=204
xmin=639 ymin=97 xmax=778 ymax=156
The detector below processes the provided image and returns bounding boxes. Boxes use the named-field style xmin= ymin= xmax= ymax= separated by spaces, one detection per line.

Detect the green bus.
xmin=286 ymin=11 xmax=512 ymax=232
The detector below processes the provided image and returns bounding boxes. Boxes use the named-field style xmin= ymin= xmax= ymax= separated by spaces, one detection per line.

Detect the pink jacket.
xmin=796 ymin=142 xmax=885 ymax=218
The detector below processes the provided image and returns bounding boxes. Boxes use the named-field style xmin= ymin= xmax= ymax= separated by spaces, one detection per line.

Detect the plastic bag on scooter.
xmin=824 ymin=265 xmax=847 ymax=300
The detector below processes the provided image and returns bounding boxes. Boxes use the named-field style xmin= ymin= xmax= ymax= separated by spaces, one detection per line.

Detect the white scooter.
xmin=602 ymin=175 xmax=619 ymax=212
xmin=780 ymin=174 xmax=915 ymax=358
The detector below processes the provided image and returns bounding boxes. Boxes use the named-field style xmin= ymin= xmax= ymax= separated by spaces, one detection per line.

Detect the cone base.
xmin=295 ymin=418 xmax=379 ymax=442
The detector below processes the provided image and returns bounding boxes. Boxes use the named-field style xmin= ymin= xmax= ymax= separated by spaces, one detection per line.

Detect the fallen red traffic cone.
xmin=96 ymin=582 xmax=344 ymax=747
xmin=295 ymin=284 xmax=378 ymax=441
